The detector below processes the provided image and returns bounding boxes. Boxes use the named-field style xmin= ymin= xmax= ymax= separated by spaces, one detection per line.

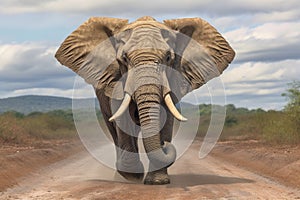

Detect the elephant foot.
xmin=117 ymin=170 xmax=144 ymax=182
xmin=144 ymin=168 xmax=170 ymax=185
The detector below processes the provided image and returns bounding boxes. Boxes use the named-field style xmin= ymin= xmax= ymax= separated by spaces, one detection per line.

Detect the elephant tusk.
xmin=109 ymin=93 xmax=131 ymax=122
xmin=164 ymin=94 xmax=187 ymax=122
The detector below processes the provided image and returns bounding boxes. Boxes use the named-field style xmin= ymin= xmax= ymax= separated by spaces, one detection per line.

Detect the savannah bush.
xmin=0 ymin=111 xmax=28 ymax=144
xmin=22 ymin=110 xmax=76 ymax=140
xmin=0 ymin=110 xmax=76 ymax=144
xmin=261 ymin=111 xmax=299 ymax=144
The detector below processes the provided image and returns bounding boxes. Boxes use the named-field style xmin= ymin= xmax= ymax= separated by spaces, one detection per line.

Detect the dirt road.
xmin=1 ymin=142 xmax=300 ymax=200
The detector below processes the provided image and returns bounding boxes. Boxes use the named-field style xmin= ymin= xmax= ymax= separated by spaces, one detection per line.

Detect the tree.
xmin=282 ymin=81 xmax=300 ymax=110
xmin=282 ymin=81 xmax=300 ymax=132
xmin=226 ymin=104 xmax=236 ymax=113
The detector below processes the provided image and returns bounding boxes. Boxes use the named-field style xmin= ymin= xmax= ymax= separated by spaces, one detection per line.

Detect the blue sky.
xmin=0 ymin=0 xmax=300 ymax=110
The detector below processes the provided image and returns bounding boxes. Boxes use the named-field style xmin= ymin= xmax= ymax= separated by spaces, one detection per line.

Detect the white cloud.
xmin=225 ymin=22 xmax=300 ymax=63
xmin=3 ymin=88 xmax=74 ymax=98
xmin=2 ymin=86 xmax=94 ymax=99
xmin=1 ymin=0 xmax=300 ymax=110
xmin=220 ymin=60 xmax=300 ymax=109
xmin=1 ymin=0 xmax=300 ymax=18
xmin=253 ymin=9 xmax=300 ymax=23
xmin=182 ymin=59 xmax=300 ymax=110
xmin=0 ymin=72 xmax=99 ymax=101
xmin=247 ymin=22 xmax=299 ymax=40
xmin=226 ymin=22 xmax=300 ymax=42
xmin=0 ymin=42 xmax=75 ymax=93
xmin=222 ymin=60 xmax=300 ymax=84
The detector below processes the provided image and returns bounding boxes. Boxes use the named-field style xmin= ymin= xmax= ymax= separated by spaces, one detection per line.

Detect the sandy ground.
xmin=0 ymin=140 xmax=82 ymax=191
xmin=211 ymin=140 xmax=300 ymax=189
xmin=1 ymin=141 xmax=300 ymax=200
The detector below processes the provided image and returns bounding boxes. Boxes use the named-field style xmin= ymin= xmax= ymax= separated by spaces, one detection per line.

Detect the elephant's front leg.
xmin=144 ymin=105 xmax=174 ymax=185
xmin=115 ymin=121 xmax=144 ymax=182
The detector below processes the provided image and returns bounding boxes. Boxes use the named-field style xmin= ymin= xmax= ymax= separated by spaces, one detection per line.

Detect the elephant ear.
xmin=55 ymin=17 xmax=128 ymax=99
xmin=163 ymin=18 xmax=235 ymax=100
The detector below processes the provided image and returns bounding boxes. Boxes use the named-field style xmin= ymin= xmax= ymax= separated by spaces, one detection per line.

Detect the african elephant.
xmin=55 ymin=16 xmax=235 ymax=185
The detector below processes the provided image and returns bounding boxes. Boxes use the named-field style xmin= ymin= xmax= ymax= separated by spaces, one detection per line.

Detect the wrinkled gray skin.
xmin=55 ymin=16 xmax=235 ymax=185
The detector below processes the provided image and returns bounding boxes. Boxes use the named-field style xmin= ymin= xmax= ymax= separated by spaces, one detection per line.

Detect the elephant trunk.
xmin=133 ymin=65 xmax=176 ymax=170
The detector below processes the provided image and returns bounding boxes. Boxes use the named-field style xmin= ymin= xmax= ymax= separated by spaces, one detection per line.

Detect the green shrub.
xmin=225 ymin=115 xmax=238 ymax=127
xmin=3 ymin=111 xmax=25 ymax=119
xmin=27 ymin=111 xmax=43 ymax=117
xmin=282 ymin=81 xmax=300 ymax=134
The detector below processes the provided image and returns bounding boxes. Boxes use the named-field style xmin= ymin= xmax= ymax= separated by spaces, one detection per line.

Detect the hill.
xmin=0 ymin=95 xmax=98 ymax=114
xmin=1 ymin=95 xmax=265 ymax=115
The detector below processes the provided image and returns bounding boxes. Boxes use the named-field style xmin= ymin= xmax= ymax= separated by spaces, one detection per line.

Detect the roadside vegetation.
xmin=198 ymin=81 xmax=300 ymax=145
xmin=0 ymin=81 xmax=299 ymax=146
xmin=0 ymin=110 xmax=77 ymax=145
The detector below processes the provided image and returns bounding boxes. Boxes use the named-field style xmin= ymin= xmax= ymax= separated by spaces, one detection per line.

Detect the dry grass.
xmin=1 ymin=107 xmax=299 ymax=146
xmin=0 ymin=111 xmax=76 ymax=145
xmin=197 ymin=111 xmax=300 ymax=145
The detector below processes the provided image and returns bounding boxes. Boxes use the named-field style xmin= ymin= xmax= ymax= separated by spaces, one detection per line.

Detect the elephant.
xmin=55 ymin=16 xmax=235 ymax=185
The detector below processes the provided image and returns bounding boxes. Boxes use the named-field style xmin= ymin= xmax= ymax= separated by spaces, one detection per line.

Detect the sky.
xmin=0 ymin=0 xmax=300 ymax=110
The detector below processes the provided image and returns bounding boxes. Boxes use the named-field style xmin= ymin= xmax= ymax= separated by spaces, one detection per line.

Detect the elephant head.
xmin=55 ymin=16 xmax=235 ymax=170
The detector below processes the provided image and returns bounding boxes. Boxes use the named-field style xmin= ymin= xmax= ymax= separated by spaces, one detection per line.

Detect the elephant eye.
xmin=122 ymin=52 xmax=129 ymax=63
xmin=166 ymin=51 xmax=171 ymax=63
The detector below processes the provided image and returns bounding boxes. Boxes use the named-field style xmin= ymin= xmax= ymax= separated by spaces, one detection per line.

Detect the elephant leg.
xmin=115 ymin=122 xmax=144 ymax=182
xmin=96 ymin=90 xmax=118 ymax=145
xmin=144 ymin=105 xmax=174 ymax=185
xmin=114 ymin=101 xmax=144 ymax=181
xmin=96 ymin=90 xmax=144 ymax=182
